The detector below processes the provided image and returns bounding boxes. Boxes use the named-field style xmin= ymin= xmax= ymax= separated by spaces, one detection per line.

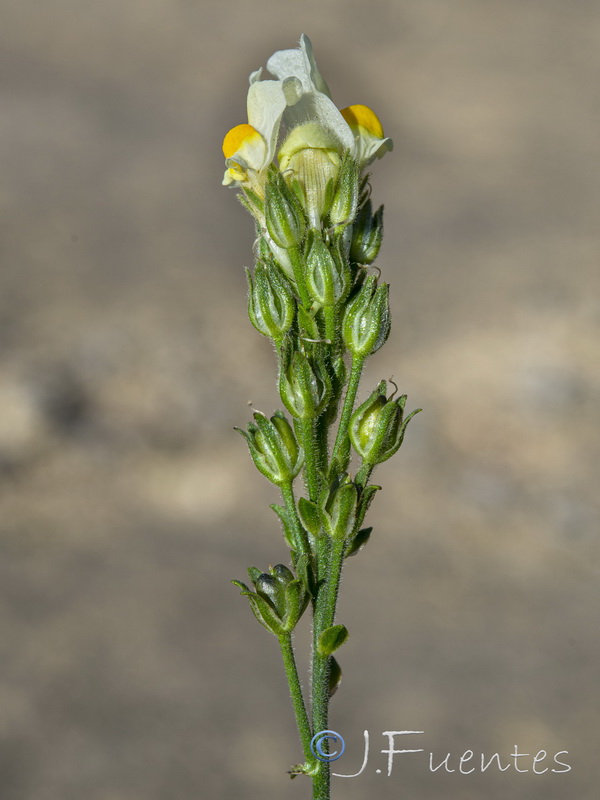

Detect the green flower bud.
xmin=329 ymin=152 xmax=359 ymax=229
xmin=236 ymin=410 xmax=303 ymax=485
xmin=246 ymin=261 xmax=296 ymax=340
xmin=349 ymin=381 xmax=421 ymax=465
xmin=232 ymin=563 xmax=310 ymax=636
xmin=271 ymin=563 xmax=295 ymax=587
xmin=305 ymin=233 xmax=351 ymax=307
xmin=350 ymin=200 xmax=383 ymax=265
xmin=265 ymin=171 xmax=306 ymax=249
xmin=278 ymin=349 xmax=332 ymax=420
xmin=342 ymin=275 xmax=390 ymax=357
xmin=255 ymin=573 xmax=287 ymax=618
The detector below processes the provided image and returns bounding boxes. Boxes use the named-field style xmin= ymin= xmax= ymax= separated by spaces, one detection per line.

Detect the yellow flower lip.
xmin=340 ymin=105 xmax=384 ymax=139
xmin=222 ymin=124 xmax=262 ymax=159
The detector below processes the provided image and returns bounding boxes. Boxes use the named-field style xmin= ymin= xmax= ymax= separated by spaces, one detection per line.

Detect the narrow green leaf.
xmin=345 ymin=526 xmax=373 ymax=557
xmin=270 ymin=504 xmax=296 ymax=549
xmin=355 ymin=484 xmax=381 ymax=531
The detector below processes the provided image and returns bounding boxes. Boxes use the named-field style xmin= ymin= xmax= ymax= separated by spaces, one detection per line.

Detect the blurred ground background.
xmin=1 ymin=1 xmax=599 ymax=799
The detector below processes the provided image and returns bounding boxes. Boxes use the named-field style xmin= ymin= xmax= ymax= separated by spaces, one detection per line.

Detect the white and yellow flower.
xmin=222 ymin=35 xmax=393 ymax=222
xmin=222 ymin=77 xmax=287 ymax=194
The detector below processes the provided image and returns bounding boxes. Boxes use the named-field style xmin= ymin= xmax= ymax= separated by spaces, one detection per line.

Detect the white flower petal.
xmin=266 ymin=36 xmax=354 ymax=154
xmin=247 ymin=80 xmax=288 ymax=166
xmin=267 ymin=42 xmax=309 ymax=92
xmin=249 ymin=67 xmax=262 ymax=85
xmin=267 ymin=34 xmax=331 ymax=98
xmin=282 ymin=76 xmax=303 ymax=107
xmin=358 ymin=135 xmax=394 ymax=165
xmin=282 ymin=92 xmax=355 ymax=154
xmin=299 ymin=34 xmax=332 ymax=97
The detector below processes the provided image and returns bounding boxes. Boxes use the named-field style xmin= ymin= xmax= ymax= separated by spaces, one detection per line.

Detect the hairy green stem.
xmin=278 ymin=633 xmax=314 ymax=765
xmin=330 ymin=355 xmax=365 ymax=474
xmin=323 ymin=305 xmax=337 ymax=350
xmin=299 ymin=417 xmax=321 ymax=502
xmin=310 ymin=536 xmax=346 ymax=800
xmin=289 ymin=246 xmax=312 ymax=309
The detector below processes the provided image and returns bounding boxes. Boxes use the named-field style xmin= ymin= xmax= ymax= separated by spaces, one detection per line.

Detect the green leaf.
xmin=298 ymin=497 xmax=322 ymax=536
xmin=294 ymin=552 xmax=316 ymax=598
xmin=270 ymin=504 xmax=296 ymax=549
xmin=247 ymin=591 xmax=284 ymax=636
xmin=282 ymin=579 xmax=305 ymax=631
xmin=345 ymin=526 xmax=373 ymax=557
xmin=246 ymin=566 xmax=262 ymax=585
xmin=355 ymin=484 xmax=381 ymax=531
xmin=328 ymin=656 xmax=342 ymax=698
xmin=318 ymin=624 xmax=349 ymax=656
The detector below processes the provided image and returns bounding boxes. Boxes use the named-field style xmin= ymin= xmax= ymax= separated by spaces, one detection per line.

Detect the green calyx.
xmin=236 ymin=410 xmax=303 ymax=486
xmin=232 ymin=563 xmax=310 ymax=636
xmin=278 ymin=348 xmax=332 ymax=421
xmin=349 ymin=380 xmax=421 ymax=465
xmin=350 ymin=199 xmax=384 ymax=265
xmin=305 ymin=232 xmax=351 ymax=308
xmin=265 ymin=170 xmax=307 ymax=250
xmin=328 ymin=152 xmax=359 ymax=229
xmin=246 ymin=260 xmax=296 ymax=340
xmin=342 ymin=274 xmax=391 ymax=357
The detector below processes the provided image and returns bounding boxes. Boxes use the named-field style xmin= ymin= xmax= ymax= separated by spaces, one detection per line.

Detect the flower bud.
xmin=255 ymin=573 xmax=287 ymax=618
xmin=265 ymin=171 xmax=306 ymax=249
xmin=246 ymin=261 xmax=296 ymax=340
xmin=329 ymin=152 xmax=359 ymax=228
xmin=305 ymin=233 xmax=351 ymax=307
xmin=236 ymin=410 xmax=303 ymax=485
xmin=278 ymin=349 xmax=332 ymax=420
xmin=271 ymin=563 xmax=295 ymax=586
xmin=349 ymin=381 xmax=421 ymax=465
xmin=232 ymin=563 xmax=310 ymax=636
xmin=350 ymin=200 xmax=384 ymax=264
xmin=342 ymin=275 xmax=390 ymax=357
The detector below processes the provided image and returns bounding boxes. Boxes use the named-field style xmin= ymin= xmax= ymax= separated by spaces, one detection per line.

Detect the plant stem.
xmin=281 ymin=480 xmax=311 ymax=558
xmin=278 ymin=633 xmax=314 ymax=765
xmin=330 ymin=354 xmax=365 ymax=474
xmin=310 ymin=536 xmax=346 ymax=800
xmin=299 ymin=417 xmax=321 ymax=502
xmin=289 ymin=246 xmax=312 ymax=309
xmin=323 ymin=305 xmax=337 ymax=350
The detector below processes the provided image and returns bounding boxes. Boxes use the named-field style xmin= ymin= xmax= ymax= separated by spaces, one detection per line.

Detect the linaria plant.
xmin=224 ymin=34 xmax=420 ymax=800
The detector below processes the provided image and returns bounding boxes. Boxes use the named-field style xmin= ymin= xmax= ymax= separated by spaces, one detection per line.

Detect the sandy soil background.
xmin=1 ymin=1 xmax=599 ymax=799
